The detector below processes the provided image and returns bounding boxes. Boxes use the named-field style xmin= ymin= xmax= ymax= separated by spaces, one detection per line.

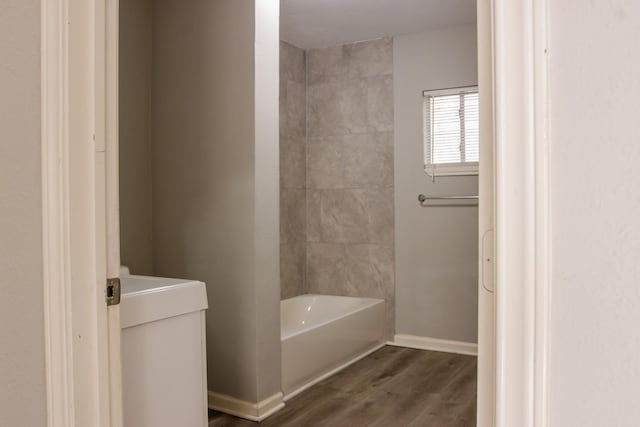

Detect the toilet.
xmin=120 ymin=269 xmax=208 ymax=427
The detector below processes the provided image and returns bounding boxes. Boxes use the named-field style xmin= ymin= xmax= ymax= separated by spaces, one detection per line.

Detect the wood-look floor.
xmin=208 ymin=346 xmax=477 ymax=427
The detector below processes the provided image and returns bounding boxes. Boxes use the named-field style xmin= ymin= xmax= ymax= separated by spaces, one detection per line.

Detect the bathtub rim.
xmin=280 ymin=294 xmax=385 ymax=341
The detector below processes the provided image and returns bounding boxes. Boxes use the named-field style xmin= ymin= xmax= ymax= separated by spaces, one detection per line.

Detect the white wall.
xmin=548 ymin=2 xmax=640 ymax=426
xmin=393 ymin=25 xmax=479 ymax=343
xmin=119 ymin=0 xmax=153 ymax=275
xmin=152 ymin=0 xmax=281 ymax=403
xmin=0 ymin=0 xmax=47 ymax=425
xmin=254 ymin=0 xmax=281 ymax=400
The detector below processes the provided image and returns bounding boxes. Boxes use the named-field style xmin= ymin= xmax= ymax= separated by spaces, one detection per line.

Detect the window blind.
xmin=423 ymin=87 xmax=479 ymax=175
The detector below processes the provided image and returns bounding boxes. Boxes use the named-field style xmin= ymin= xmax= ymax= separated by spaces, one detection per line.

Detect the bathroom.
xmin=118 ymin=0 xmax=482 ymax=425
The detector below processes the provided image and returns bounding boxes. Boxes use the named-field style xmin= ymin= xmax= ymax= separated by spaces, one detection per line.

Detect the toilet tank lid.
xmin=120 ymin=275 xmax=208 ymax=328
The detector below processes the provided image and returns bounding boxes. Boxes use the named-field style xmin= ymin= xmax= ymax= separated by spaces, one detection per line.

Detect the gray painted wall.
xmin=548 ymin=2 xmax=640 ymax=425
xmin=280 ymin=41 xmax=307 ymax=299
xmin=0 ymin=0 xmax=47 ymax=425
xmin=119 ymin=0 xmax=153 ymax=275
xmin=305 ymin=38 xmax=396 ymax=338
xmin=394 ymin=25 xmax=479 ymax=343
xmin=151 ymin=0 xmax=281 ymax=402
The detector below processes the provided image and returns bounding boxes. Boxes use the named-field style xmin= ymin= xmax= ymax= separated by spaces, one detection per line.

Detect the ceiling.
xmin=280 ymin=0 xmax=476 ymax=49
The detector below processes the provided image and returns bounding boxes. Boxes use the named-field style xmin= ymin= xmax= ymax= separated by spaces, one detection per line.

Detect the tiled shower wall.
xmin=305 ymin=38 xmax=395 ymax=337
xmin=280 ymin=41 xmax=307 ymax=299
xmin=280 ymin=38 xmax=395 ymax=337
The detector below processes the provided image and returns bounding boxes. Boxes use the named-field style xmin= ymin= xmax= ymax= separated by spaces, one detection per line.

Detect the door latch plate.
xmin=106 ymin=277 xmax=121 ymax=306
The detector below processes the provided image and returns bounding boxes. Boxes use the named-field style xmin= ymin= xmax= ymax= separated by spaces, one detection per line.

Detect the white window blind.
xmin=423 ymin=86 xmax=479 ymax=176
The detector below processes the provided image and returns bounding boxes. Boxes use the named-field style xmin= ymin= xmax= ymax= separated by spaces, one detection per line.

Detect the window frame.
xmin=423 ymin=85 xmax=480 ymax=177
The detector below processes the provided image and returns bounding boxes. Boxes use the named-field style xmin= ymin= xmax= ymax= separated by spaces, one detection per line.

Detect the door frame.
xmin=41 ymin=0 xmax=551 ymax=426
xmin=42 ymin=0 xmax=122 ymax=426
xmin=492 ymin=0 xmax=551 ymax=426
xmin=41 ymin=1 xmax=74 ymax=424
xmin=476 ymin=0 xmax=496 ymax=425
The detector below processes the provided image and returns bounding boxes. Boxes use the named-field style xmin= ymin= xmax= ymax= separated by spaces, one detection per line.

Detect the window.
xmin=423 ymin=86 xmax=479 ymax=176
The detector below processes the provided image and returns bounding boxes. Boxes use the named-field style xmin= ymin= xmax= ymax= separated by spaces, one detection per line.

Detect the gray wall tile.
xmin=280 ymin=41 xmax=305 ymax=84
xmin=345 ymin=242 xmax=395 ymax=338
xmin=340 ymin=79 xmax=370 ymax=134
xmin=280 ymin=38 xmax=395 ymax=336
xmin=345 ymin=37 xmax=393 ymax=79
xmin=304 ymin=38 xmax=396 ymax=339
xmin=306 ymin=190 xmax=322 ymax=243
xmin=307 ymin=37 xmax=392 ymax=84
xmin=307 ymin=136 xmax=345 ymax=189
xmin=281 ymin=241 xmax=306 ymax=299
xmin=307 ymin=189 xmax=393 ymax=244
xmin=343 ymin=132 xmax=394 ymax=188
xmin=306 ymin=243 xmax=349 ymax=294
xmin=281 ymin=80 xmax=306 ymax=139
xmin=280 ymin=136 xmax=305 ymax=189
xmin=306 ymin=132 xmax=394 ymax=190
xmin=306 ymin=242 xmax=395 ymax=337
xmin=366 ymin=76 xmax=394 ymax=132
xmin=280 ymin=188 xmax=306 ymax=244
xmin=307 ymin=45 xmax=346 ymax=84
xmin=307 ymin=81 xmax=345 ymax=137
xmin=280 ymin=42 xmax=307 ymax=298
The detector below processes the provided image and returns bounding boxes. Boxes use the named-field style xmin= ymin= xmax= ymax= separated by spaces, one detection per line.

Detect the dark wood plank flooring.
xmin=208 ymin=346 xmax=477 ymax=427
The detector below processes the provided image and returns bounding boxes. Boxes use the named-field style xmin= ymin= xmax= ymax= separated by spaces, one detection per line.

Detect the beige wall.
xmin=119 ymin=0 xmax=153 ymax=275
xmin=0 ymin=0 xmax=47 ymax=425
xmin=152 ymin=0 xmax=281 ymax=402
xmin=280 ymin=41 xmax=307 ymax=299
xmin=393 ymin=25 xmax=479 ymax=343
xmin=548 ymin=2 xmax=640 ymax=425
xmin=304 ymin=38 xmax=396 ymax=338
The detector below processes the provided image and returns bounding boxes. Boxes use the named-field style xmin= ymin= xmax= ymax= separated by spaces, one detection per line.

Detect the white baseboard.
xmin=208 ymin=390 xmax=284 ymax=422
xmin=389 ymin=334 xmax=478 ymax=356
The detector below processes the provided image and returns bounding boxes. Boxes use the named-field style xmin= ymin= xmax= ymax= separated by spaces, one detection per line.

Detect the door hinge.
xmin=106 ymin=277 xmax=121 ymax=306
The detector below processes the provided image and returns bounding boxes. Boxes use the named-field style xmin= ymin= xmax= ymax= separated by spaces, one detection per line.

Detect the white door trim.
xmin=493 ymin=0 xmax=550 ymax=426
xmin=531 ymin=1 xmax=551 ymax=424
xmin=42 ymin=1 xmax=75 ymax=425
xmin=42 ymin=0 xmax=122 ymax=425
xmin=95 ymin=0 xmax=124 ymax=422
xmin=476 ymin=0 xmax=496 ymax=425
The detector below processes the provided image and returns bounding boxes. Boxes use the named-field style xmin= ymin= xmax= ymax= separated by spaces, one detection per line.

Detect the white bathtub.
xmin=281 ymin=294 xmax=385 ymax=399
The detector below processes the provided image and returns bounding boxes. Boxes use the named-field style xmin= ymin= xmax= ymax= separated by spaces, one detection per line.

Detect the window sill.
xmin=424 ymin=163 xmax=479 ymax=177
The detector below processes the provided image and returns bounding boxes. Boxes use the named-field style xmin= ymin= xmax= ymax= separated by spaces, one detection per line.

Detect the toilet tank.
xmin=120 ymin=275 xmax=208 ymax=427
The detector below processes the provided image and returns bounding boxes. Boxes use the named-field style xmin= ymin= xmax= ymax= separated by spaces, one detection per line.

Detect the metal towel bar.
xmin=418 ymin=194 xmax=478 ymax=205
